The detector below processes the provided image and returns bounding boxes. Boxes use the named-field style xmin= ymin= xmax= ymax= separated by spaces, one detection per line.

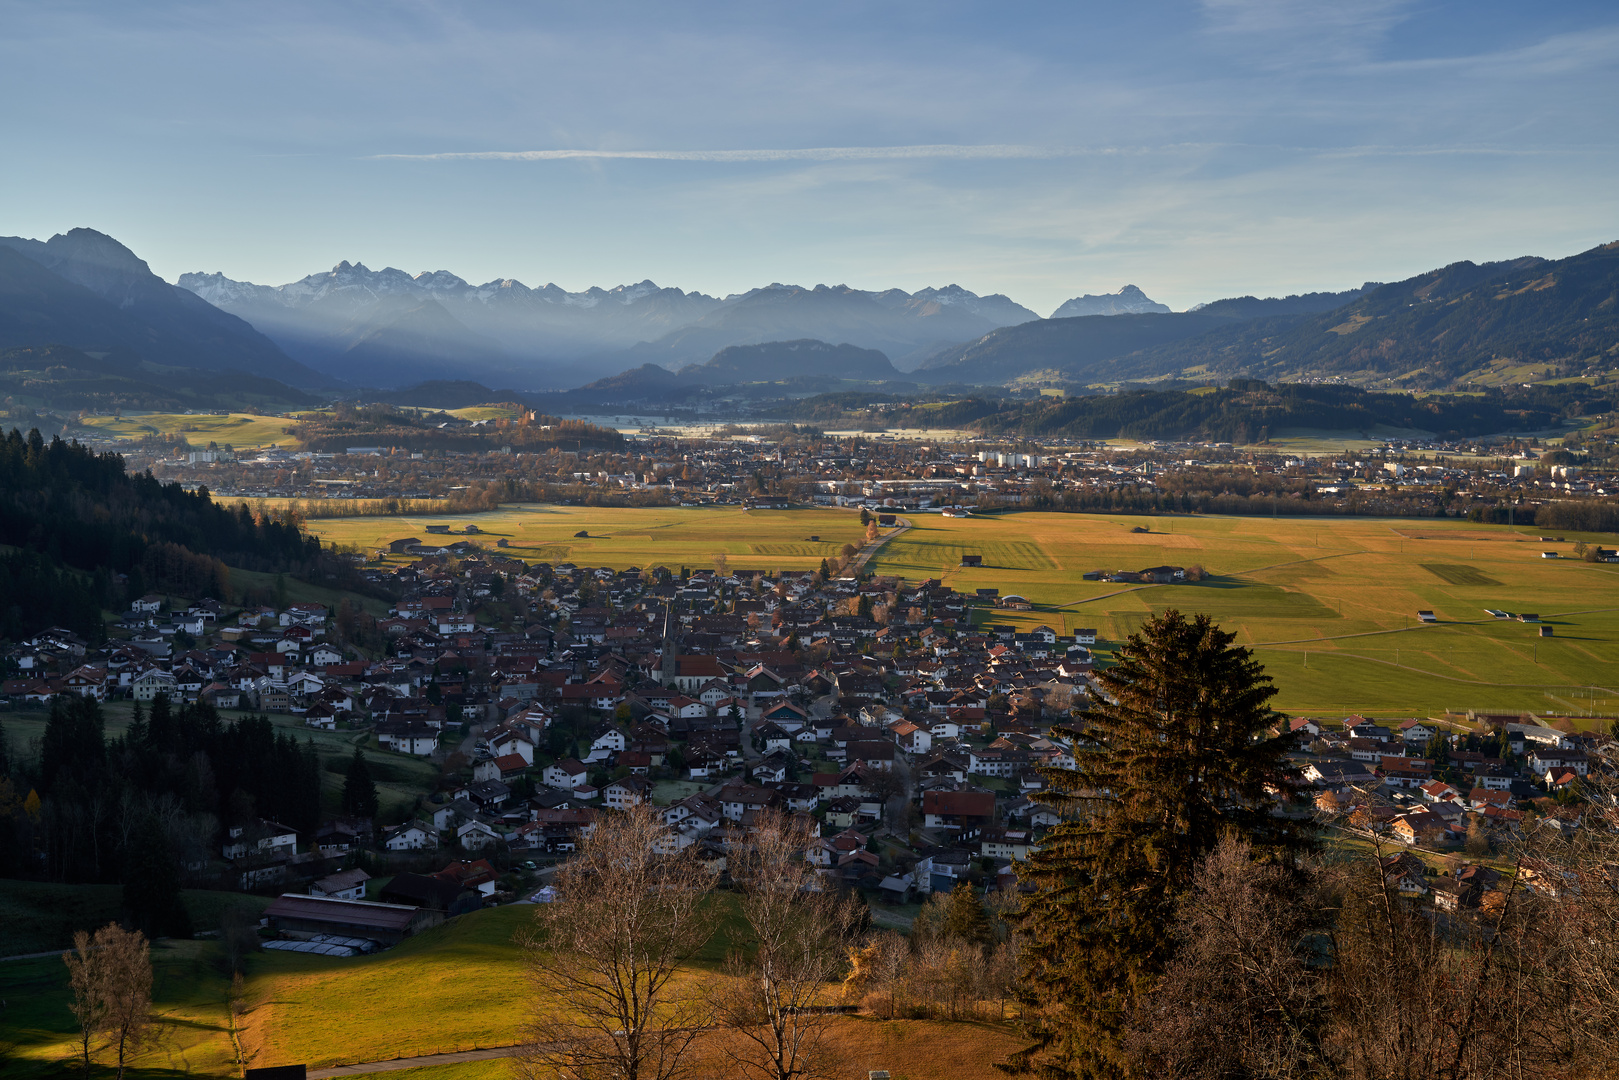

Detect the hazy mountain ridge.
xmin=915 ymin=246 xmax=1616 ymax=387
xmin=1050 ymin=284 xmax=1170 ymax=318
xmin=0 ymin=229 xmax=328 ymax=389
xmin=180 ymin=263 xmax=1042 ymax=387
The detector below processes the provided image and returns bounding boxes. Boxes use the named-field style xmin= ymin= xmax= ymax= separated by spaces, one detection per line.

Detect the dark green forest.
xmin=0 ymin=427 xmax=319 ymax=640
xmin=0 ymin=696 xmax=322 ymax=934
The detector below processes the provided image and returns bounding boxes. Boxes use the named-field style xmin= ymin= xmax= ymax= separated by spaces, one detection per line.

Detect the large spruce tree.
xmin=1005 ymin=609 xmax=1305 ymax=1079
xmin=342 ymin=747 xmax=379 ymax=819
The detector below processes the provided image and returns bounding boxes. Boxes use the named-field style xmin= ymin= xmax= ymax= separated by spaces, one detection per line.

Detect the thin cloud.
xmin=370 ymin=144 xmax=1134 ymax=163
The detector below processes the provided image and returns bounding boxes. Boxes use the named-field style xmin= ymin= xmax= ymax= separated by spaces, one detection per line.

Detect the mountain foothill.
xmin=0 ymin=227 xmax=1615 ymax=407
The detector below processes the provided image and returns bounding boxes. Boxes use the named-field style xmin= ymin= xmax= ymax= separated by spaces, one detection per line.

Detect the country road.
xmin=307 ymin=1045 xmax=521 ymax=1078
xmin=847 ymin=516 xmax=910 ymax=575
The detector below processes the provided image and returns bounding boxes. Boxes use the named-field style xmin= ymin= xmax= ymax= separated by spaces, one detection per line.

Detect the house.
xmin=437 ymin=858 xmax=500 ymax=897
xmin=980 ymin=827 xmax=1032 ymax=861
xmin=223 ymin=819 xmax=298 ymax=860
xmin=456 ymin=819 xmax=500 ymax=850
xmin=604 ymin=776 xmax=653 ymax=809
xmin=310 ymin=868 xmax=372 ymax=901
xmin=889 ymin=720 xmax=931 ymax=755
xmin=377 ymin=722 xmax=438 ymax=756
xmin=543 ymin=758 xmax=590 ymax=790
xmin=383 ymin=821 xmax=438 ymax=851
xmin=915 ymin=849 xmax=974 ymax=894
xmin=1528 ymin=748 xmax=1588 ymax=777
xmin=584 ymin=724 xmax=627 ymax=763
xmin=131 ymin=668 xmax=177 ymax=702
xmin=922 ymin=790 xmax=996 ymax=833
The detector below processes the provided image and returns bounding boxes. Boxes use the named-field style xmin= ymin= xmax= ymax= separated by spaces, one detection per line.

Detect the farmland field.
xmin=305 ymin=504 xmax=874 ymax=573
xmin=77 ymin=412 xmax=301 ymax=449
xmin=299 ymin=504 xmax=1619 ymax=718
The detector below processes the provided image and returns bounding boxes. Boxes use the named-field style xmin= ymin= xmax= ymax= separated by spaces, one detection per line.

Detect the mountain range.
xmin=178 ymin=264 xmax=1045 ymax=387
xmin=0 ymin=226 xmax=1613 ymax=404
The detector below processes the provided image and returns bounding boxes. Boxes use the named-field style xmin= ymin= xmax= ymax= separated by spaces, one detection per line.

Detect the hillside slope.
xmin=0 ymin=230 xmax=329 ymax=388
xmin=1121 ymin=241 xmax=1619 ymax=386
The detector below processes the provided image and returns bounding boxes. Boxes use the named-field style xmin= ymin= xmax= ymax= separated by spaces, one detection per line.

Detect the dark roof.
xmin=264 ymin=893 xmax=419 ymax=931
xmin=379 ymin=872 xmax=467 ymax=910
xmin=922 ymin=790 xmax=996 ymax=817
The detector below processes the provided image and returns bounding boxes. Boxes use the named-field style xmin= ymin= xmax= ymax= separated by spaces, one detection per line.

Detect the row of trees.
xmin=4 ymin=696 xmax=322 ymax=925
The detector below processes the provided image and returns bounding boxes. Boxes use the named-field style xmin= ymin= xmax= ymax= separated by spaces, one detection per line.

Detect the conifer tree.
xmin=342 ymin=746 xmax=379 ymax=819
xmin=123 ymin=815 xmax=192 ymax=940
xmin=943 ymin=882 xmax=993 ymax=946
xmin=1005 ymin=609 xmax=1304 ymax=1079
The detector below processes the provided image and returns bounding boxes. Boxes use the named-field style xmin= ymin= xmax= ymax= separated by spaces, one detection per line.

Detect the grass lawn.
xmin=0 ymin=938 xmax=240 ymax=1078
xmin=0 ymin=879 xmax=270 ymax=956
xmin=651 ymin=779 xmax=708 ymax=806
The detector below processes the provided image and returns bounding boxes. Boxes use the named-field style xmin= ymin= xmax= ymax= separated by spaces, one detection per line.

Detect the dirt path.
xmin=307 ymin=1045 xmax=521 ymax=1078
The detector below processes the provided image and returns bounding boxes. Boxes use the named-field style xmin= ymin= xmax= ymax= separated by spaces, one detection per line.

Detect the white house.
xmin=382 ymin=821 xmax=437 ymax=851
xmin=543 ymin=758 xmax=590 ymax=790
xmin=223 ymin=819 xmax=298 ymax=860
xmin=131 ymin=669 xmax=177 ymax=702
xmin=309 ymin=645 xmax=345 ymax=666
xmin=309 ymin=868 xmax=370 ymax=901
xmin=457 ymin=819 xmax=500 ymax=850
xmin=604 ymin=776 xmax=653 ymax=809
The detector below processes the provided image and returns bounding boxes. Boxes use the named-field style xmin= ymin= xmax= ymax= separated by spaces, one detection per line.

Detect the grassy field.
xmin=870 ymin=511 xmax=1619 ymax=717
xmin=287 ymin=502 xmax=1619 ymax=717
xmin=78 ymin=412 xmax=299 ymax=449
xmin=0 ymin=897 xmax=1022 ymax=1079
xmin=302 ymin=504 xmax=873 ymax=571
xmin=0 ymin=880 xmax=271 ymax=956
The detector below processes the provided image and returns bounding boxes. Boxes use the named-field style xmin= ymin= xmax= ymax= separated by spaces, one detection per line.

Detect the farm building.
xmin=263 ymin=893 xmax=442 ymax=948
xmin=960 ymin=554 xmax=983 ymax=567
xmin=1417 ymin=610 xmax=1437 ymax=623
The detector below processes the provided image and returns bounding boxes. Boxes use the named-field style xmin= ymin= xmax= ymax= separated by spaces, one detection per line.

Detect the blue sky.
xmin=2 ymin=0 xmax=1616 ymax=315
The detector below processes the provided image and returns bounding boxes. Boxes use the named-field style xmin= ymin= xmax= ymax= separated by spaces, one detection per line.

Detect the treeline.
xmin=0 ymin=427 xmax=319 ymax=639
xmin=970 ymin=382 xmax=1573 ymax=442
xmin=995 ymin=482 xmax=1459 ymax=521
xmin=0 ymin=695 xmax=322 ymax=929
xmin=289 ymin=404 xmax=624 ymax=453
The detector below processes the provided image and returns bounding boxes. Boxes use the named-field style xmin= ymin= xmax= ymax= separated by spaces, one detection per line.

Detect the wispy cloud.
xmin=370 ymin=144 xmax=1123 ymax=163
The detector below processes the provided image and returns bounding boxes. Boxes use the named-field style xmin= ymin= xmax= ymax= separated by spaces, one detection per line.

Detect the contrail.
xmin=369 ymin=144 xmax=1121 ymax=163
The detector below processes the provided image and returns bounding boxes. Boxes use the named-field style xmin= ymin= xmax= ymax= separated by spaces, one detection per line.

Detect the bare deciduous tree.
xmin=63 ymin=923 xmax=154 ymax=1080
xmin=515 ymin=805 xmax=717 ymax=1080
xmin=713 ymin=813 xmax=863 ymax=1080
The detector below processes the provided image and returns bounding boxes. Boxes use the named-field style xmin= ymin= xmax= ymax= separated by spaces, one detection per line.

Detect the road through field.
xmin=848 ymin=517 xmax=910 ymax=574
xmin=308 ymin=1045 xmax=519 ymax=1077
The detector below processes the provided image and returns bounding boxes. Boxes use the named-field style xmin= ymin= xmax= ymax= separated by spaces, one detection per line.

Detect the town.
xmin=8 ymin=514 xmax=1615 ymax=949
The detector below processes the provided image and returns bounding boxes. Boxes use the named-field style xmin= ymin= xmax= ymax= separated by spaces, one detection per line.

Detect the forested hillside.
xmin=961 ymin=381 xmax=1590 ymax=442
xmin=0 ymin=428 xmax=318 ymax=640
xmin=1116 ymin=241 xmax=1619 ymax=386
xmin=288 ymin=404 xmax=624 ymax=453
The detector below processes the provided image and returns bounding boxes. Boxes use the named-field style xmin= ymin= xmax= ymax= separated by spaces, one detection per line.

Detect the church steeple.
xmin=660 ymin=600 xmax=680 ymax=683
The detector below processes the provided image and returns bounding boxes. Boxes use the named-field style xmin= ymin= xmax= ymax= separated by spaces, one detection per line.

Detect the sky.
xmin=1 ymin=0 xmax=1616 ymax=316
